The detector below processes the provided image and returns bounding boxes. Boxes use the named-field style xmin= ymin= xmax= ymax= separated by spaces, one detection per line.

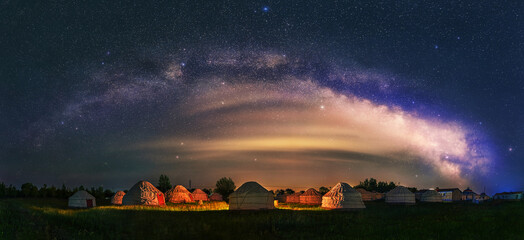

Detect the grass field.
xmin=1 ymin=198 xmax=523 ymax=239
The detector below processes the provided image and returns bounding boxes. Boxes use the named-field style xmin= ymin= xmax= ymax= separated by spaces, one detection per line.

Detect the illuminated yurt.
xmin=374 ymin=192 xmax=385 ymax=200
xmin=111 ymin=191 xmax=126 ymax=205
xmin=68 ymin=190 xmax=96 ymax=208
xmin=285 ymin=192 xmax=302 ymax=203
xmin=299 ymin=188 xmax=322 ymax=205
xmin=192 ymin=189 xmax=209 ymax=201
xmin=385 ymin=186 xmax=415 ymax=204
xmin=420 ymin=190 xmax=442 ymax=203
xmin=122 ymin=181 xmax=165 ymax=206
xmin=355 ymin=188 xmax=375 ymax=201
xmin=166 ymin=185 xmax=194 ymax=203
xmin=229 ymin=181 xmax=275 ymax=210
xmin=209 ymin=193 xmax=223 ymax=201
xmin=321 ymin=182 xmax=365 ymax=210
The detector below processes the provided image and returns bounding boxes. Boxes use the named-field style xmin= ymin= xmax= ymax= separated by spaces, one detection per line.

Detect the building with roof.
xmin=462 ymin=187 xmax=477 ymax=201
xmin=436 ymin=188 xmax=462 ymax=202
xmin=493 ymin=191 xmax=523 ymax=201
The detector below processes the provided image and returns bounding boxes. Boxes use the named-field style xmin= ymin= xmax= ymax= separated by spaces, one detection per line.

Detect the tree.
xmin=275 ymin=189 xmax=285 ymax=195
xmin=39 ymin=184 xmax=48 ymax=198
xmin=0 ymin=182 xmax=6 ymax=198
xmin=285 ymin=188 xmax=295 ymax=195
xmin=319 ymin=186 xmax=330 ymax=195
xmin=214 ymin=177 xmax=235 ymax=202
xmin=158 ymin=174 xmax=172 ymax=193
xmin=21 ymin=183 xmax=38 ymax=197
xmin=356 ymin=178 xmax=396 ymax=193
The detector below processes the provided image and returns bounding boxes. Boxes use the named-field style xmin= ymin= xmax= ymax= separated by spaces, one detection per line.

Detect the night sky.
xmin=1 ymin=1 xmax=523 ymax=194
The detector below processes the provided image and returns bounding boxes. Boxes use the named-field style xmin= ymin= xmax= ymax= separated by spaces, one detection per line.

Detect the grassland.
xmin=1 ymin=198 xmax=523 ymax=240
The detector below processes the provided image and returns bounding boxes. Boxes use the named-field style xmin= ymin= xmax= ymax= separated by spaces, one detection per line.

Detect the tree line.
xmin=0 ymin=182 xmax=115 ymax=199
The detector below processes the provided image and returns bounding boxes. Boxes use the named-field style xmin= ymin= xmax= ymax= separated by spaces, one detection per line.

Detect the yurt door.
xmin=86 ymin=199 xmax=93 ymax=208
xmin=157 ymin=194 xmax=165 ymax=205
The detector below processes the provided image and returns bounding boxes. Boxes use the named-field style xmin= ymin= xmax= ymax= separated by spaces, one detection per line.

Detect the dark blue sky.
xmin=1 ymin=1 xmax=522 ymax=193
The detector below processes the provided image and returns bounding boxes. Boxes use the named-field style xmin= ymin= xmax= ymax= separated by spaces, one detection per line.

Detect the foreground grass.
xmin=1 ymin=198 xmax=523 ymax=239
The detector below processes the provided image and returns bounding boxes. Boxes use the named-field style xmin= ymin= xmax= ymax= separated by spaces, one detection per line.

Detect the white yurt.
xmin=321 ymin=182 xmax=365 ymax=210
xmin=229 ymin=181 xmax=275 ymax=210
xmin=68 ymin=190 xmax=96 ymax=208
xmin=420 ymin=190 xmax=443 ymax=203
xmin=385 ymin=186 xmax=416 ymax=204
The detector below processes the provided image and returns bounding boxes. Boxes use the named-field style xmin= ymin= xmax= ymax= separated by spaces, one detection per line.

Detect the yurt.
xmin=374 ymin=192 xmax=385 ymax=200
xmin=276 ymin=193 xmax=288 ymax=203
xmin=356 ymin=188 xmax=375 ymax=201
xmin=229 ymin=181 xmax=275 ymax=210
xmin=192 ymin=189 xmax=209 ymax=201
xmin=385 ymin=186 xmax=415 ymax=204
xmin=166 ymin=185 xmax=194 ymax=203
xmin=321 ymin=182 xmax=365 ymax=210
xmin=420 ymin=190 xmax=442 ymax=203
xmin=285 ymin=192 xmax=302 ymax=203
xmin=68 ymin=190 xmax=96 ymax=208
xmin=122 ymin=181 xmax=165 ymax=206
xmin=209 ymin=193 xmax=223 ymax=201
xmin=111 ymin=191 xmax=126 ymax=205
xmin=299 ymin=188 xmax=322 ymax=205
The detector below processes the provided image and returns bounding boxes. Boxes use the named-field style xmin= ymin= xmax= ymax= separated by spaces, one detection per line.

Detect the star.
xmin=262 ymin=6 xmax=270 ymax=12
xmin=434 ymin=45 xmax=439 ymax=49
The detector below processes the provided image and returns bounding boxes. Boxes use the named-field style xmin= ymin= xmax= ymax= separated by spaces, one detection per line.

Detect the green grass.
xmin=1 ymin=198 xmax=523 ymax=239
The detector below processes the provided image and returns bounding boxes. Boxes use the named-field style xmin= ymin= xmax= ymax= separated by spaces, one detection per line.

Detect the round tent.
xmin=299 ymin=188 xmax=322 ymax=205
xmin=68 ymin=190 xmax=96 ymax=208
xmin=355 ymin=188 xmax=375 ymax=201
xmin=276 ymin=193 xmax=288 ymax=203
xmin=122 ymin=181 xmax=165 ymax=206
xmin=374 ymin=192 xmax=385 ymax=200
xmin=322 ymin=182 xmax=365 ymax=210
xmin=111 ymin=191 xmax=126 ymax=205
xmin=420 ymin=190 xmax=443 ymax=203
xmin=209 ymin=192 xmax=223 ymax=201
xmin=192 ymin=189 xmax=209 ymax=201
xmin=386 ymin=186 xmax=415 ymax=204
xmin=285 ymin=192 xmax=302 ymax=203
xmin=166 ymin=185 xmax=194 ymax=203
xmin=229 ymin=181 xmax=275 ymax=210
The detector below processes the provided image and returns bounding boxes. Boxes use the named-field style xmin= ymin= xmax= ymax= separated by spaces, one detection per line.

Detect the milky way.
xmin=1 ymin=1 xmax=522 ymax=193
xmin=7 ymin=49 xmax=492 ymax=190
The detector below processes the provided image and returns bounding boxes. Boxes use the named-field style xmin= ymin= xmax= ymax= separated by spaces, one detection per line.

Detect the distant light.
xmin=320 ymin=105 xmax=325 ymax=109
xmin=434 ymin=45 xmax=439 ymax=49
xmin=262 ymin=6 xmax=269 ymax=12
xmin=509 ymin=147 xmax=513 ymax=152
xmin=181 ymin=62 xmax=186 ymax=67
